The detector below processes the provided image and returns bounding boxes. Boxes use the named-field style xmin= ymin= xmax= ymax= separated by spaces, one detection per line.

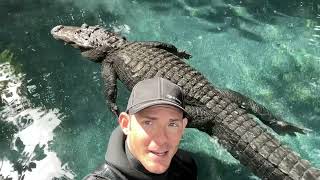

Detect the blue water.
xmin=1 ymin=0 xmax=319 ymax=179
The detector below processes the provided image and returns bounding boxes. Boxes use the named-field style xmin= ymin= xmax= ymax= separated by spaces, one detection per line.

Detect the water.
xmin=0 ymin=0 xmax=319 ymax=179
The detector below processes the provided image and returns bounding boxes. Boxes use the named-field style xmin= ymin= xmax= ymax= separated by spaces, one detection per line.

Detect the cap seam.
xmin=127 ymin=101 xmax=185 ymax=115
xmin=127 ymin=98 xmax=180 ymax=110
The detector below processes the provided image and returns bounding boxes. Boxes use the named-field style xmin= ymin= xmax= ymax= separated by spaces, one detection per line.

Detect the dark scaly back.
xmin=111 ymin=42 xmax=216 ymax=105
xmin=87 ymin=27 xmax=127 ymax=49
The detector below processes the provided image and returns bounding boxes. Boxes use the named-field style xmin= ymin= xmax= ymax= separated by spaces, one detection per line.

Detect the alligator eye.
xmin=81 ymin=23 xmax=89 ymax=28
xmin=76 ymin=29 xmax=81 ymax=33
xmin=93 ymin=26 xmax=100 ymax=31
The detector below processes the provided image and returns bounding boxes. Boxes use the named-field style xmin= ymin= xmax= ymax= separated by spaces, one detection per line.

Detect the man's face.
xmin=120 ymin=105 xmax=188 ymax=174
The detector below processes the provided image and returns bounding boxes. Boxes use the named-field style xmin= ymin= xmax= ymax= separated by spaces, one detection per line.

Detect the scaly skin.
xmin=51 ymin=24 xmax=320 ymax=180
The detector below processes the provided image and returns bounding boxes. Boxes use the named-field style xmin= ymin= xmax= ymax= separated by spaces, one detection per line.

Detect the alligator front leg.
xmin=101 ymin=60 xmax=119 ymax=116
xmin=140 ymin=41 xmax=192 ymax=59
xmin=81 ymin=46 xmax=112 ymax=62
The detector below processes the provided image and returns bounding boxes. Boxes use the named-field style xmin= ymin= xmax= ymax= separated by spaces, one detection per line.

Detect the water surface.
xmin=1 ymin=0 xmax=319 ymax=179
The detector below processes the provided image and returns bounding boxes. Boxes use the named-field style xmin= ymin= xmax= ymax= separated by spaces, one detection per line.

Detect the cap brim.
xmin=127 ymin=100 xmax=188 ymax=117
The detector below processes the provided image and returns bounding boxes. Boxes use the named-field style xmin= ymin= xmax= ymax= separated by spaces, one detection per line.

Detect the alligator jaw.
xmin=51 ymin=25 xmax=64 ymax=34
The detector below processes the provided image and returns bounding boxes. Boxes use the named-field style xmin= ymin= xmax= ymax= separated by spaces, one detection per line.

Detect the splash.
xmin=0 ymin=55 xmax=74 ymax=180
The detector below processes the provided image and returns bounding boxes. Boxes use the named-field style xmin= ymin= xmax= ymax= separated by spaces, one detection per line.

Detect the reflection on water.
xmin=1 ymin=0 xmax=320 ymax=179
xmin=0 ymin=62 xmax=73 ymax=180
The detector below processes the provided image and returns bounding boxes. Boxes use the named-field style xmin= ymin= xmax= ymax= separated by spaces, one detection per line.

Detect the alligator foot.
xmin=110 ymin=104 xmax=120 ymax=117
xmin=177 ymin=51 xmax=192 ymax=59
xmin=270 ymin=120 xmax=312 ymax=136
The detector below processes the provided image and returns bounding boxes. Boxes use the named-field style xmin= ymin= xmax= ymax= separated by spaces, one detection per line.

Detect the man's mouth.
xmin=150 ymin=150 xmax=168 ymax=156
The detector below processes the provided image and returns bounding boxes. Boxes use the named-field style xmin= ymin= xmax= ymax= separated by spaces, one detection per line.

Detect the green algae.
xmin=0 ymin=50 xmax=22 ymax=75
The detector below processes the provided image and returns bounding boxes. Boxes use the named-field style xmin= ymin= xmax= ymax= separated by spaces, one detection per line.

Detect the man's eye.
xmin=169 ymin=122 xmax=179 ymax=127
xmin=144 ymin=120 xmax=152 ymax=125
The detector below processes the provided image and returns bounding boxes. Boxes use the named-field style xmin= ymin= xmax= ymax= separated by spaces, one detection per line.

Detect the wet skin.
xmin=118 ymin=105 xmax=188 ymax=174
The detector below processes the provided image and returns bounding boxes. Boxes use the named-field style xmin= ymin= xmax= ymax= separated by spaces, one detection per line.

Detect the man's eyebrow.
xmin=139 ymin=115 xmax=182 ymax=122
xmin=169 ymin=118 xmax=183 ymax=122
xmin=141 ymin=115 xmax=158 ymax=120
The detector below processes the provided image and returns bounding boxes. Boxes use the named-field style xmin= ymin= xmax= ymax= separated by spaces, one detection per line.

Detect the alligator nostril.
xmin=51 ymin=25 xmax=64 ymax=34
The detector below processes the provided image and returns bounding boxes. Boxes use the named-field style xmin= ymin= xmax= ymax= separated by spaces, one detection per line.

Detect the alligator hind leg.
xmin=101 ymin=60 xmax=119 ymax=116
xmin=185 ymin=105 xmax=216 ymax=134
xmin=140 ymin=41 xmax=192 ymax=59
xmin=219 ymin=89 xmax=310 ymax=135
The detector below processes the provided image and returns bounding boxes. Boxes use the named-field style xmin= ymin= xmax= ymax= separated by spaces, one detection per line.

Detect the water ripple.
xmin=0 ymin=62 xmax=74 ymax=180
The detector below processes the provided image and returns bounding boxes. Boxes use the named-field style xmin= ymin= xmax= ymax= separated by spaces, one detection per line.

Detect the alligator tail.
xmin=208 ymin=100 xmax=320 ymax=179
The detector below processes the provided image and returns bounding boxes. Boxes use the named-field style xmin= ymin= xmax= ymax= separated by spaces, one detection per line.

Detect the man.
xmin=84 ymin=77 xmax=197 ymax=180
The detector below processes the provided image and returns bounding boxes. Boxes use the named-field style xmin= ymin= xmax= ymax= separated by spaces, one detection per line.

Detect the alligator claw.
xmin=178 ymin=51 xmax=192 ymax=59
xmin=110 ymin=104 xmax=120 ymax=117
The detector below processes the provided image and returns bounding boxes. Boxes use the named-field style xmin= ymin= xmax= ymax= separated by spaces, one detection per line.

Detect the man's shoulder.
xmin=175 ymin=149 xmax=196 ymax=166
xmin=169 ymin=149 xmax=197 ymax=179
xmin=83 ymin=150 xmax=197 ymax=180
xmin=82 ymin=163 xmax=127 ymax=180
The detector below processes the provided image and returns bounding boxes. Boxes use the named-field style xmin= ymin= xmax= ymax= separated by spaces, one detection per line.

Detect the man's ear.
xmin=118 ymin=112 xmax=130 ymax=135
xmin=182 ymin=117 xmax=188 ymax=129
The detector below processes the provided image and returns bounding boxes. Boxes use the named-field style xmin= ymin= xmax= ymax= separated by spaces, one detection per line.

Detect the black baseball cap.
xmin=126 ymin=77 xmax=187 ymax=117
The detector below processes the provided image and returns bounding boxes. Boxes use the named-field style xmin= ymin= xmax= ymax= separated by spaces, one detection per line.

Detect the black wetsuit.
xmin=83 ymin=126 xmax=197 ymax=180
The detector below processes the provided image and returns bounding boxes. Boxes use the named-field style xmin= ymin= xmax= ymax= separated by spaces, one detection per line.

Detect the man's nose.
xmin=153 ymin=128 xmax=169 ymax=146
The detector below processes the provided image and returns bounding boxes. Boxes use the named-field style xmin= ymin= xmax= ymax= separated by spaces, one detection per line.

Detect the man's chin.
xmin=140 ymin=151 xmax=173 ymax=174
xmin=145 ymin=164 xmax=169 ymax=174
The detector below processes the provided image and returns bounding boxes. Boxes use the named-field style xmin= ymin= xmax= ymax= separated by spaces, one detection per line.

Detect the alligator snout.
xmin=51 ymin=25 xmax=64 ymax=34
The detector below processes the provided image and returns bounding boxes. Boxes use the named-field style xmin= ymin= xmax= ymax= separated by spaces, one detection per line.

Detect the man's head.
xmin=118 ymin=78 xmax=188 ymax=174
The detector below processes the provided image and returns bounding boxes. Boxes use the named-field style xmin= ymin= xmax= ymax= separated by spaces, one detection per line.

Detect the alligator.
xmin=51 ymin=24 xmax=320 ymax=180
